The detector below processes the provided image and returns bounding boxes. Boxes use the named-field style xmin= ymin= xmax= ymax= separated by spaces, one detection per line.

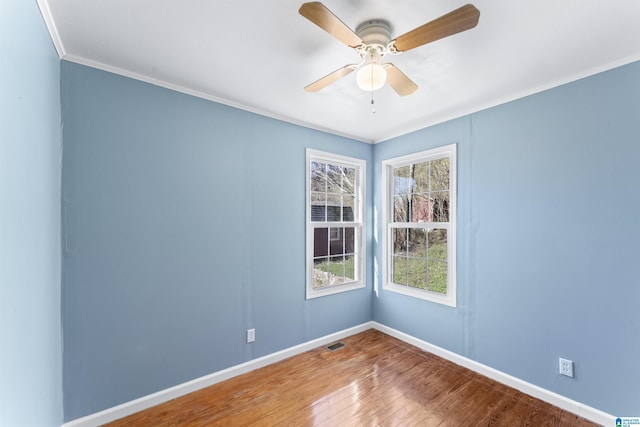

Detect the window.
xmin=382 ymin=144 xmax=456 ymax=306
xmin=306 ymin=149 xmax=365 ymax=299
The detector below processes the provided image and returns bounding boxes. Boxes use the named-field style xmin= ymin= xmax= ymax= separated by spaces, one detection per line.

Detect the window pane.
xmin=428 ymin=260 xmax=447 ymax=294
xmin=311 ymin=162 xmax=326 ymax=192
xmin=344 ymin=255 xmax=355 ymax=281
xmin=313 ymin=228 xmax=329 ymax=258
xmin=326 ymin=205 xmax=341 ymax=222
xmin=392 ymin=256 xmax=407 ymax=286
xmin=407 ymin=258 xmax=427 ymax=289
xmin=411 ymin=193 xmax=430 ymax=222
xmin=344 ymin=227 xmax=355 ymax=256
xmin=393 ymin=165 xmax=412 ymax=196
xmin=311 ymin=192 xmax=326 ymax=222
xmin=392 ymin=227 xmax=408 ymax=255
xmin=329 ymin=227 xmax=344 ymax=255
xmin=408 ymin=228 xmax=427 ymax=256
xmin=428 ymin=229 xmax=448 ymax=261
xmin=343 ymin=195 xmax=355 ymax=221
xmin=407 ymin=228 xmax=427 ymax=289
xmin=394 ymin=164 xmax=410 ymax=179
xmin=329 ymin=227 xmax=340 ymax=240
xmin=343 ymin=167 xmax=355 ymax=194
xmin=394 ymin=195 xmax=409 ymax=223
xmin=431 ymin=192 xmax=449 ymax=222
xmin=430 ymin=158 xmax=449 ymax=191
xmin=330 ymin=257 xmax=346 ymax=285
xmin=327 ymin=164 xmax=342 ymax=194
xmin=327 ymin=192 xmax=341 ymax=207
xmin=314 ymin=258 xmax=330 ymax=288
xmin=414 ymin=161 xmax=430 ymax=193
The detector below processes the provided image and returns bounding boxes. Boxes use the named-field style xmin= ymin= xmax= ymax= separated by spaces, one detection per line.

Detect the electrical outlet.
xmin=559 ymin=358 xmax=573 ymax=377
xmin=247 ymin=328 xmax=255 ymax=343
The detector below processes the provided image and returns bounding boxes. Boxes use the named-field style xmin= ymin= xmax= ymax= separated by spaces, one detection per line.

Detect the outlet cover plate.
xmin=559 ymin=358 xmax=574 ymax=377
xmin=247 ymin=328 xmax=255 ymax=343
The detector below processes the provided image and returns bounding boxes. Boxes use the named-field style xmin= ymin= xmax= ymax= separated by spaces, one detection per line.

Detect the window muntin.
xmin=307 ymin=150 xmax=365 ymax=299
xmin=383 ymin=144 xmax=456 ymax=306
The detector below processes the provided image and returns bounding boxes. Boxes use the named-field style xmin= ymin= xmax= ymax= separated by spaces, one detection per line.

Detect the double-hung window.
xmin=382 ymin=144 xmax=457 ymax=306
xmin=306 ymin=149 xmax=365 ymax=299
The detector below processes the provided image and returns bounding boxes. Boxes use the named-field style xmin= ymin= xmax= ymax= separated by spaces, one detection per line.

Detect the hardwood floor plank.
xmin=104 ymin=330 xmax=599 ymax=426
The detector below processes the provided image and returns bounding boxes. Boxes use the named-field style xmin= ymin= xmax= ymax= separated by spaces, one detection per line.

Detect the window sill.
xmin=306 ymin=281 xmax=366 ymax=300
xmin=383 ymin=282 xmax=456 ymax=307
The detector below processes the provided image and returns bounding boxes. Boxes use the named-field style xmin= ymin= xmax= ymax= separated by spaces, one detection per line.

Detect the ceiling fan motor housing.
xmin=356 ymin=20 xmax=392 ymax=52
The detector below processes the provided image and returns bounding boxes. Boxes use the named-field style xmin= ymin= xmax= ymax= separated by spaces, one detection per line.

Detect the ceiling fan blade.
xmin=304 ymin=65 xmax=358 ymax=92
xmin=299 ymin=2 xmax=363 ymax=48
xmin=384 ymin=64 xmax=418 ymax=96
xmin=391 ymin=4 xmax=480 ymax=52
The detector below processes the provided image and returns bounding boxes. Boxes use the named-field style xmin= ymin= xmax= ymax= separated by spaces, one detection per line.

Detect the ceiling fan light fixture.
xmin=299 ymin=2 xmax=480 ymax=96
xmin=356 ymin=62 xmax=387 ymax=91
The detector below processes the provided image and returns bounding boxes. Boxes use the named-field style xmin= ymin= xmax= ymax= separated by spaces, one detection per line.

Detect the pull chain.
xmin=370 ymin=63 xmax=376 ymax=114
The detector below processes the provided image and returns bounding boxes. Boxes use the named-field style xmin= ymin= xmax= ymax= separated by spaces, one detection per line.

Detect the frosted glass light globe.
xmin=356 ymin=63 xmax=387 ymax=91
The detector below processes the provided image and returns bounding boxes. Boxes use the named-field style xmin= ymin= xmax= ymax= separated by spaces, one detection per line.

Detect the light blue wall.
xmin=60 ymin=49 xmax=639 ymax=419
xmin=373 ymin=61 xmax=640 ymax=415
xmin=60 ymin=62 xmax=373 ymax=420
xmin=0 ymin=1 xmax=63 ymax=426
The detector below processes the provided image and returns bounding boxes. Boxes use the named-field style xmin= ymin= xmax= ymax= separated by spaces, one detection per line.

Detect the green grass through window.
xmin=393 ymin=244 xmax=447 ymax=294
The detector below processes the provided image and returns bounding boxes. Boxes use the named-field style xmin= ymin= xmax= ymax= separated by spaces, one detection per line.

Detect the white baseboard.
xmin=62 ymin=322 xmax=374 ymax=427
xmin=371 ymin=322 xmax=614 ymax=426
xmin=63 ymin=321 xmax=615 ymax=427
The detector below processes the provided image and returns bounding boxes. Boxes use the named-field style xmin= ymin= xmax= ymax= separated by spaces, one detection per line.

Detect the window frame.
xmin=306 ymin=149 xmax=366 ymax=299
xmin=381 ymin=144 xmax=457 ymax=307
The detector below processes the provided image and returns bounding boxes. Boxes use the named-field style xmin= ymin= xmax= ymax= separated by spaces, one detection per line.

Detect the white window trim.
xmin=306 ymin=149 xmax=366 ymax=299
xmin=381 ymin=144 xmax=457 ymax=307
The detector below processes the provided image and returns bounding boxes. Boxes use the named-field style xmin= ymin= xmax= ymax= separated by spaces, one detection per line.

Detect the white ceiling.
xmin=39 ymin=0 xmax=640 ymax=143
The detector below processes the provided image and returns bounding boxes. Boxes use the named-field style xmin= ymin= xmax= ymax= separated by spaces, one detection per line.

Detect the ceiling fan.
xmin=299 ymin=2 xmax=480 ymax=96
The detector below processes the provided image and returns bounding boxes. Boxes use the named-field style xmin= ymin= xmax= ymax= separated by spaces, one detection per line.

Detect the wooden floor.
xmin=105 ymin=330 xmax=598 ymax=426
